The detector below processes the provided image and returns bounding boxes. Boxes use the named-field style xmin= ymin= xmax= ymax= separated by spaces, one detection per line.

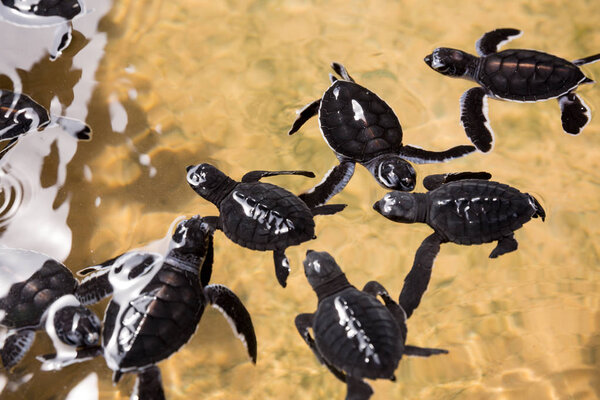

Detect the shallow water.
xmin=1 ymin=0 xmax=600 ymax=399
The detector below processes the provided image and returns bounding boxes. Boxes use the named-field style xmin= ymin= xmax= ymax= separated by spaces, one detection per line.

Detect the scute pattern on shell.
xmin=313 ymin=287 xmax=402 ymax=380
xmin=320 ymin=81 xmax=403 ymax=162
xmin=478 ymin=49 xmax=585 ymax=101
xmin=427 ymin=180 xmax=538 ymax=244
xmin=219 ymin=182 xmax=315 ymax=251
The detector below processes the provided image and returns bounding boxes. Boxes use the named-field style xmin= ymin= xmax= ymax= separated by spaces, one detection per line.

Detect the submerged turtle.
xmin=68 ymin=216 xmax=257 ymax=399
xmin=0 ymin=0 xmax=86 ymax=60
xmin=424 ymin=28 xmax=600 ymax=152
xmin=186 ymin=163 xmax=346 ymax=288
xmin=373 ymin=172 xmax=545 ymax=316
xmin=288 ymin=62 xmax=476 ymax=207
xmin=295 ymin=250 xmax=447 ymax=400
xmin=0 ymin=248 xmax=101 ymax=371
xmin=0 ymin=90 xmax=91 ymax=159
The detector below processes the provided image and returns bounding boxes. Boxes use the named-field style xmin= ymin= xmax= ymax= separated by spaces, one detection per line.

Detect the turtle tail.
xmin=529 ymin=195 xmax=546 ymax=222
xmin=573 ymin=53 xmax=600 ymax=67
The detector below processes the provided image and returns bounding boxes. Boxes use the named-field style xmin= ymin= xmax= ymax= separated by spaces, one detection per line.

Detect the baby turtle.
xmin=0 ymin=0 xmax=86 ymax=60
xmin=373 ymin=172 xmax=545 ymax=316
xmin=0 ymin=90 xmax=91 ymax=159
xmin=186 ymin=163 xmax=346 ymax=288
xmin=0 ymin=247 xmax=101 ymax=371
xmin=288 ymin=62 xmax=476 ymax=207
xmin=69 ymin=216 xmax=257 ymax=399
xmin=424 ymin=28 xmax=600 ymax=152
xmin=296 ymin=250 xmax=447 ymax=400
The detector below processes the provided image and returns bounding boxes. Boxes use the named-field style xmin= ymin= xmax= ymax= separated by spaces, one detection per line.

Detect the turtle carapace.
xmin=295 ymin=250 xmax=447 ymax=400
xmin=424 ymin=28 xmax=600 ymax=152
xmin=373 ymin=172 xmax=545 ymax=316
xmin=186 ymin=163 xmax=346 ymax=288
xmin=287 ymin=62 xmax=476 ymax=207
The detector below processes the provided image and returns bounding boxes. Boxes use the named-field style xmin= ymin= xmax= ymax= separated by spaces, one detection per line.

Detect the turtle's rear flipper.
xmin=346 ymin=376 xmax=373 ymax=400
xmin=205 ymin=284 xmax=257 ymax=363
xmin=423 ymin=171 xmax=492 ymax=191
xmin=300 ymin=162 xmax=355 ymax=208
xmin=489 ymin=234 xmax=518 ymax=259
xmin=132 ymin=365 xmax=165 ymax=400
xmin=52 ymin=115 xmax=92 ymax=140
xmin=288 ymin=99 xmax=321 ymax=135
xmin=558 ymin=92 xmax=591 ymax=135
xmin=37 ymin=345 xmax=102 ymax=371
xmin=273 ymin=250 xmax=290 ymax=288
xmin=404 ymin=345 xmax=449 ymax=357
xmin=458 ymin=87 xmax=494 ymax=152
xmin=399 ymin=233 xmax=443 ymax=319
xmin=1 ymin=330 xmax=35 ymax=370
xmin=573 ymin=53 xmax=600 ymax=66
xmin=241 ymin=169 xmax=315 ymax=183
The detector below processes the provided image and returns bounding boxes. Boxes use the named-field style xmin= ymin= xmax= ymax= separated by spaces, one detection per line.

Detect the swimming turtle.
xmin=295 ymin=250 xmax=447 ymax=400
xmin=373 ymin=172 xmax=546 ymax=316
xmin=186 ymin=163 xmax=346 ymax=288
xmin=0 ymin=0 xmax=86 ymax=60
xmin=0 ymin=89 xmax=91 ymax=159
xmin=0 ymin=247 xmax=101 ymax=371
xmin=68 ymin=215 xmax=257 ymax=399
xmin=287 ymin=62 xmax=476 ymax=207
xmin=424 ymin=28 xmax=600 ymax=152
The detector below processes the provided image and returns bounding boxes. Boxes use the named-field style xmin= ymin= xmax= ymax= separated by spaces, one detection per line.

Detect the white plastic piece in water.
xmin=108 ymin=94 xmax=128 ymax=133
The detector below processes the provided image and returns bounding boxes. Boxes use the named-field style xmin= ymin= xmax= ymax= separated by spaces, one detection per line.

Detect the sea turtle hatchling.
xmin=0 ymin=247 xmax=101 ymax=371
xmin=186 ymin=163 xmax=346 ymax=288
xmin=63 ymin=215 xmax=257 ymax=400
xmin=0 ymin=89 xmax=91 ymax=159
xmin=0 ymin=0 xmax=87 ymax=60
xmin=287 ymin=62 xmax=476 ymax=207
xmin=373 ymin=172 xmax=545 ymax=317
xmin=424 ymin=28 xmax=600 ymax=152
xmin=295 ymin=250 xmax=448 ymax=400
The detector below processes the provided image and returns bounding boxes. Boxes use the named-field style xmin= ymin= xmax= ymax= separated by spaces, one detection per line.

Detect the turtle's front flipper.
xmin=346 ymin=376 xmax=373 ymax=400
xmin=295 ymin=313 xmax=347 ymax=383
xmin=288 ymin=99 xmax=321 ymax=135
xmin=241 ymin=170 xmax=315 ymax=183
xmin=397 ymin=144 xmax=476 ymax=164
xmin=423 ymin=171 xmax=492 ymax=190
xmin=273 ymin=250 xmax=290 ymax=288
xmin=362 ymin=281 xmax=405 ymax=322
xmin=52 ymin=116 xmax=92 ymax=140
xmin=205 ymin=284 xmax=257 ymax=363
xmin=1 ymin=330 xmax=35 ymax=370
xmin=37 ymin=345 xmax=102 ymax=371
xmin=399 ymin=233 xmax=444 ymax=319
xmin=475 ymin=28 xmax=522 ymax=56
xmin=299 ymin=161 xmax=355 ymax=208
xmin=558 ymin=92 xmax=591 ymax=135
xmin=403 ymin=345 xmax=448 ymax=357
xmin=132 ymin=365 xmax=165 ymax=400
xmin=75 ymin=253 xmax=127 ymax=305
xmin=489 ymin=234 xmax=518 ymax=258
xmin=459 ymin=87 xmax=494 ymax=152
xmin=331 ymin=62 xmax=355 ymax=83
xmin=310 ymin=204 xmax=346 ymax=216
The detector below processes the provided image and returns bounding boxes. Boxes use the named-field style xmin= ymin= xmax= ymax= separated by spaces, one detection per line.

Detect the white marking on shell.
xmin=351 ymin=99 xmax=367 ymax=123
xmin=232 ymin=191 xmax=294 ymax=235
xmin=0 ymin=106 xmax=41 ymax=137
xmin=333 ymin=86 xmax=340 ymax=99
xmin=333 ymin=296 xmax=380 ymax=365
xmin=40 ymin=294 xmax=80 ymax=371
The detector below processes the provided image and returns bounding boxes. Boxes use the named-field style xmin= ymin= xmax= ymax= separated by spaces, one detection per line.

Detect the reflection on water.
xmin=1 ymin=0 xmax=600 ymax=399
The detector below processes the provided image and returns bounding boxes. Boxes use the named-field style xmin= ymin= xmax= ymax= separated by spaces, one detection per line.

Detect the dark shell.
xmin=1 ymin=0 xmax=82 ymax=20
xmin=477 ymin=49 xmax=585 ymax=101
xmin=0 ymin=258 xmax=77 ymax=329
xmin=319 ymin=80 xmax=404 ymax=162
xmin=0 ymin=90 xmax=50 ymax=141
xmin=427 ymin=180 xmax=538 ymax=244
xmin=103 ymin=264 xmax=205 ymax=371
xmin=219 ymin=182 xmax=315 ymax=251
xmin=313 ymin=287 xmax=402 ymax=380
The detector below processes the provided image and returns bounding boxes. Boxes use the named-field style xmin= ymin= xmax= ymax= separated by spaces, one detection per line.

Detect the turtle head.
xmin=53 ymin=305 xmax=101 ymax=347
xmin=168 ymin=215 xmax=213 ymax=260
xmin=367 ymin=154 xmax=416 ymax=191
xmin=186 ymin=163 xmax=234 ymax=205
xmin=424 ymin=48 xmax=474 ymax=77
xmin=373 ymin=192 xmax=420 ymax=223
xmin=303 ymin=250 xmax=345 ymax=289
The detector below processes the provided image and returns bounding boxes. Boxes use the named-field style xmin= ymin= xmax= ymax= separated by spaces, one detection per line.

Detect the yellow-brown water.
xmin=1 ymin=0 xmax=600 ymax=399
